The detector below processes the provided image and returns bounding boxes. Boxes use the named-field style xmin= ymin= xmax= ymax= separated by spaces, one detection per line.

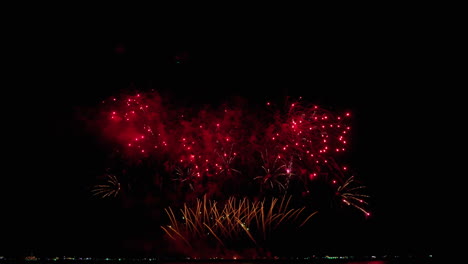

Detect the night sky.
xmin=2 ymin=14 xmax=434 ymax=258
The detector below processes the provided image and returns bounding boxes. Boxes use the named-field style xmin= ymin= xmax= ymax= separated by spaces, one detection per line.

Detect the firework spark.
xmin=215 ymin=144 xmax=241 ymax=177
xmin=173 ymin=166 xmax=198 ymax=191
xmin=91 ymin=174 xmax=121 ymax=198
xmin=336 ymin=176 xmax=370 ymax=215
xmin=254 ymin=149 xmax=288 ymax=192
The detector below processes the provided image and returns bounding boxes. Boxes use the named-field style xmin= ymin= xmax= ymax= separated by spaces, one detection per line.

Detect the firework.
xmin=85 ymin=90 xmax=374 ymax=258
xmin=89 ymin=90 xmax=370 ymax=215
xmin=173 ymin=166 xmax=198 ymax=191
xmin=91 ymin=174 xmax=121 ymax=198
xmin=254 ymin=149 xmax=288 ymax=192
xmin=161 ymin=195 xmax=317 ymax=249
xmin=214 ymin=143 xmax=242 ymax=177
xmin=336 ymin=176 xmax=370 ymax=216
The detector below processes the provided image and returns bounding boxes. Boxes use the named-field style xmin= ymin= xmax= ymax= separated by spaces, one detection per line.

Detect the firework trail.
xmin=336 ymin=176 xmax=370 ymax=216
xmin=161 ymin=195 xmax=317 ymax=251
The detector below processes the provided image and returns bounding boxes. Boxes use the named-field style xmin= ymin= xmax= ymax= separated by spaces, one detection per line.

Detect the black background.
xmin=2 ymin=9 xmax=435 ymax=258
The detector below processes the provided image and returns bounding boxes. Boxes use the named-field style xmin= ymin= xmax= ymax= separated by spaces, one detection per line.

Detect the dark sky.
xmin=2 ymin=13 xmax=434 ymax=258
